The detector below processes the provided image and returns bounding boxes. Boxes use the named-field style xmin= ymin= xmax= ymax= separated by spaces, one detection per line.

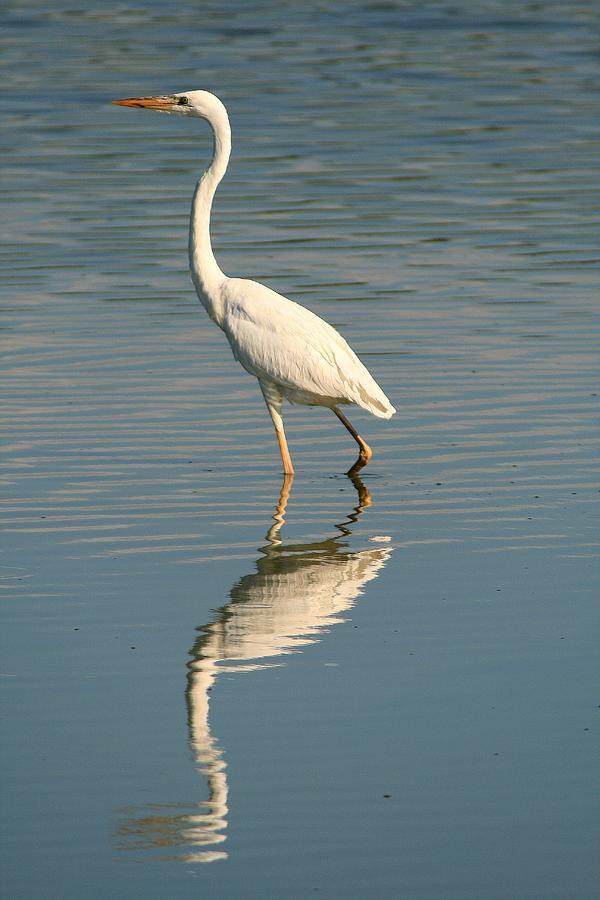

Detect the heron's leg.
xmin=260 ymin=382 xmax=294 ymax=475
xmin=333 ymin=407 xmax=372 ymax=472
xmin=272 ymin=414 xmax=294 ymax=476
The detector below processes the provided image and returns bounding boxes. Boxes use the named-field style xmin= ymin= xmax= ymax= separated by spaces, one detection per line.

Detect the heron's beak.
xmin=112 ymin=96 xmax=174 ymax=111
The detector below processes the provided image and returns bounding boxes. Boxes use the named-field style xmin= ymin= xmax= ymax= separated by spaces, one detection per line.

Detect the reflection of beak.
xmin=112 ymin=96 xmax=174 ymax=110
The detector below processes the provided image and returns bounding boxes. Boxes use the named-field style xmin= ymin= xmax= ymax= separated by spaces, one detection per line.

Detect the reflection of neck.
xmin=185 ymin=662 xmax=228 ymax=859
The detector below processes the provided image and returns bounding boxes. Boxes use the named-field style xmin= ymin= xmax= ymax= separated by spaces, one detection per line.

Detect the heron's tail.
xmin=351 ymin=381 xmax=396 ymax=419
xmin=362 ymin=396 xmax=396 ymax=419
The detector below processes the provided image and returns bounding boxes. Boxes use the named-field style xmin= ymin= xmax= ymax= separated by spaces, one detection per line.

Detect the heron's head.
xmin=112 ymin=89 xmax=226 ymax=121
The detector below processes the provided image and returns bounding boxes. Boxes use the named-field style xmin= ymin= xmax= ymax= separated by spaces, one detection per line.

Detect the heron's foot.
xmin=346 ymin=440 xmax=372 ymax=475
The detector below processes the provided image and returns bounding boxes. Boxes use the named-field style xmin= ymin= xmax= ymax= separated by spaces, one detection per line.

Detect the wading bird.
xmin=113 ymin=90 xmax=395 ymax=474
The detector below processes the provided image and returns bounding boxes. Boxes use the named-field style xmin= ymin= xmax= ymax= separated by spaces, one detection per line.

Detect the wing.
xmin=221 ymin=278 xmax=395 ymax=417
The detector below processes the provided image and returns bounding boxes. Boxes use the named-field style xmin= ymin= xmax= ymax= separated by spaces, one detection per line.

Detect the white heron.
xmin=113 ymin=90 xmax=395 ymax=474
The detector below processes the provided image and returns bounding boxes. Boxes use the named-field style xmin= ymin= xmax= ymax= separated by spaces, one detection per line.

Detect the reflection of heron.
xmin=113 ymin=90 xmax=395 ymax=474
xmin=117 ymin=475 xmax=391 ymax=862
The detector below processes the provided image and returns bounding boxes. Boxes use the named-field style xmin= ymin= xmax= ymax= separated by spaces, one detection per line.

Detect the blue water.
xmin=1 ymin=1 xmax=599 ymax=897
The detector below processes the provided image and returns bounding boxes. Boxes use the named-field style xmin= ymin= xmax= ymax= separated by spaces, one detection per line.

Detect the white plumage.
xmin=223 ymin=277 xmax=393 ymax=414
xmin=113 ymin=89 xmax=395 ymax=474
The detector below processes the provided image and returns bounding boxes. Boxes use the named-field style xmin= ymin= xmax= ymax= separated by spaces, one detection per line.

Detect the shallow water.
xmin=1 ymin=1 xmax=599 ymax=897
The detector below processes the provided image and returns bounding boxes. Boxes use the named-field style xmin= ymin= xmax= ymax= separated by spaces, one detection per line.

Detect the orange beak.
xmin=112 ymin=96 xmax=174 ymax=110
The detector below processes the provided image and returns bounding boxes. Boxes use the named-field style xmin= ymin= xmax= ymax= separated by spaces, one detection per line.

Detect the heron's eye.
xmin=177 ymin=96 xmax=189 ymax=106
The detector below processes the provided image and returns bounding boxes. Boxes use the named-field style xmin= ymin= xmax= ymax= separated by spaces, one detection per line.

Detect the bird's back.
xmin=220 ymin=277 xmax=395 ymax=418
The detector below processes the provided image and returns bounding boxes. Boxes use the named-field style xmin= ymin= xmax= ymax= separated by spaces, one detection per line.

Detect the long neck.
xmin=189 ymin=108 xmax=231 ymax=328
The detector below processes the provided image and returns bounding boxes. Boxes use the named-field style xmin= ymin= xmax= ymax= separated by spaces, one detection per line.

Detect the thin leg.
xmin=260 ymin=381 xmax=294 ymax=475
xmin=273 ymin=416 xmax=294 ymax=475
xmin=333 ymin=407 xmax=372 ymax=473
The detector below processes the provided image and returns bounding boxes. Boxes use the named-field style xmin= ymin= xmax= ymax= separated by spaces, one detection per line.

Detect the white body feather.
xmin=221 ymin=277 xmax=395 ymax=417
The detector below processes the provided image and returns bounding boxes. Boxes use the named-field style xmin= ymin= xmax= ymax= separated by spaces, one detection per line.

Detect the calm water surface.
xmin=1 ymin=1 xmax=599 ymax=898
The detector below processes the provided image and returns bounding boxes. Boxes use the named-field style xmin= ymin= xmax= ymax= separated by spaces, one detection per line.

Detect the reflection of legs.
xmin=276 ymin=473 xmax=294 ymax=516
xmin=266 ymin=473 xmax=294 ymax=543
xmin=333 ymin=407 xmax=372 ymax=472
xmin=347 ymin=470 xmax=372 ymax=511
xmin=260 ymin=382 xmax=294 ymax=475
